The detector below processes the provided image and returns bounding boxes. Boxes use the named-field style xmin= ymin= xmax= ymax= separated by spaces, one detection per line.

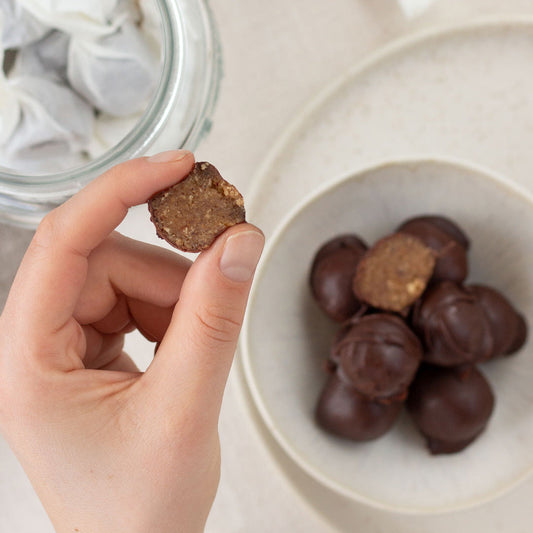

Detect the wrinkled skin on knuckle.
xmin=193 ymin=303 xmax=242 ymax=347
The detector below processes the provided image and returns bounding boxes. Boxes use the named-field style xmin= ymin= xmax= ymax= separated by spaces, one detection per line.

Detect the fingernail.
xmin=147 ymin=149 xmax=190 ymax=163
xmin=220 ymin=230 xmax=264 ymax=282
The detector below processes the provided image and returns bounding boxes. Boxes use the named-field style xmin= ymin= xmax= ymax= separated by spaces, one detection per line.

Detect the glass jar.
xmin=0 ymin=0 xmax=222 ymax=228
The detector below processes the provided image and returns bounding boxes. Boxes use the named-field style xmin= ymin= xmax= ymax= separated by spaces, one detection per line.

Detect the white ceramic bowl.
xmin=241 ymin=158 xmax=533 ymax=514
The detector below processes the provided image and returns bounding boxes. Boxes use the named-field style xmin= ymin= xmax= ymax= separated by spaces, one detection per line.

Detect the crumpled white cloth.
xmin=0 ymin=78 xmax=19 ymax=146
xmin=15 ymin=0 xmax=127 ymax=38
xmin=137 ymin=0 xmax=163 ymax=55
xmin=0 ymin=0 xmax=49 ymax=48
xmin=68 ymin=21 xmax=159 ymax=116
xmin=1 ymin=74 xmax=94 ymax=172
xmin=88 ymin=111 xmax=142 ymax=159
xmin=9 ymin=30 xmax=69 ymax=81
xmin=0 ymin=0 xmax=161 ymax=174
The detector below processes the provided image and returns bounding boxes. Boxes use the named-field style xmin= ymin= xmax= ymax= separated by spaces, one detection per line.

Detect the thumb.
xmin=147 ymin=223 xmax=264 ymax=411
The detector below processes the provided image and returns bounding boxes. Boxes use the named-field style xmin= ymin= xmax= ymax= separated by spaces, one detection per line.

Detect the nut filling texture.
xmin=148 ymin=162 xmax=246 ymax=252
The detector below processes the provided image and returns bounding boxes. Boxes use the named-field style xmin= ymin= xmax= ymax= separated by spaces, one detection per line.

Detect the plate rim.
xmin=246 ymin=14 xmax=533 ymax=220
xmin=241 ymin=155 xmax=533 ymax=515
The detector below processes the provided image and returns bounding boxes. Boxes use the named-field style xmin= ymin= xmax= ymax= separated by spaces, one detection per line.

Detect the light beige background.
xmin=4 ymin=1 xmax=533 ymax=531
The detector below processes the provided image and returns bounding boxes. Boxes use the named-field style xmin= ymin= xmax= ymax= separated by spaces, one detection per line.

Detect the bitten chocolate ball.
xmin=353 ymin=233 xmax=436 ymax=313
xmin=148 ymin=162 xmax=245 ymax=252
xmin=397 ymin=215 xmax=469 ymax=283
xmin=407 ymin=365 xmax=495 ymax=454
xmin=330 ymin=314 xmax=422 ymax=401
xmin=412 ymin=281 xmax=493 ymax=366
xmin=469 ymin=285 xmax=527 ymax=357
xmin=310 ymin=235 xmax=368 ymax=322
xmin=315 ymin=375 xmax=403 ymax=441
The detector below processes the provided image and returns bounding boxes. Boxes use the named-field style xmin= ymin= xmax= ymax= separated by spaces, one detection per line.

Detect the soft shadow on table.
xmin=0 ymin=224 xmax=34 ymax=311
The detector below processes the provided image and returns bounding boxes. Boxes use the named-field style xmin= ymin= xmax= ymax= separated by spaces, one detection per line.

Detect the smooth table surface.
xmin=5 ymin=0 xmax=533 ymax=531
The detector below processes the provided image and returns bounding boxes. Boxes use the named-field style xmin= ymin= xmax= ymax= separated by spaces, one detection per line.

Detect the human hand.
xmin=0 ymin=150 xmax=264 ymax=533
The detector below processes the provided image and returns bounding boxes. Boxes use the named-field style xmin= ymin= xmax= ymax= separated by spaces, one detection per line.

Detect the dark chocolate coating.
xmin=469 ymin=284 xmax=527 ymax=357
xmin=402 ymin=215 xmax=470 ymax=249
xmin=412 ymin=281 xmax=494 ymax=366
xmin=506 ymin=313 xmax=528 ymax=354
xmin=310 ymin=235 xmax=368 ymax=322
xmin=315 ymin=375 xmax=403 ymax=441
xmin=413 ymin=281 xmax=527 ymax=365
xmin=397 ymin=215 xmax=469 ymax=283
xmin=331 ymin=314 xmax=422 ymax=401
xmin=407 ymin=365 xmax=495 ymax=454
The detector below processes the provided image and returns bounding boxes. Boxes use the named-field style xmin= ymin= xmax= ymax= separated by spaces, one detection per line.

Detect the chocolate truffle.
xmin=330 ymin=314 xmax=422 ymax=401
xmin=407 ymin=365 xmax=495 ymax=454
xmin=412 ymin=281 xmax=494 ymax=366
xmin=397 ymin=215 xmax=469 ymax=283
xmin=315 ymin=375 xmax=403 ymax=441
xmin=310 ymin=235 xmax=368 ymax=322
xmin=469 ymin=284 xmax=527 ymax=357
xmin=353 ymin=233 xmax=436 ymax=313
xmin=148 ymin=162 xmax=245 ymax=252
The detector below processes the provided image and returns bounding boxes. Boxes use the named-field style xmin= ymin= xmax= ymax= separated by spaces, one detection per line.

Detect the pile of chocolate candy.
xmin=310 ymin=215 xmax=527 ymax=454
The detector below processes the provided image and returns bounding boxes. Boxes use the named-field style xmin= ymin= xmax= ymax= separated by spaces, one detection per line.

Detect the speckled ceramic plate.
xmin=237 ymin=20 xmax=533 ymax=529
xmin=242 ymin=158 xmax=533 ymax=513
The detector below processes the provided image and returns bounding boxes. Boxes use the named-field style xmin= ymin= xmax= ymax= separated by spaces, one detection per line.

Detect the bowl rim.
xmin=240 ymin=155 xmax=533 ymax=515
xmin=246 ymin=14 xmax=533 ymax=210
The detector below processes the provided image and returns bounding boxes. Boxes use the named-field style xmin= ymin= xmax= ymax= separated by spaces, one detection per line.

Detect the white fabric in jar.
xmin=9 ymin=30 xmax=69 ymax=82
xmin=1 ymin=75 xmax=94 ymax=172
xmin=15 ymin=0 xmax=125 ymax=38
xmin=0 ymin=0 xmax=162 ymax=173
xmin=67 ymin=21 xmax=159 ymax=117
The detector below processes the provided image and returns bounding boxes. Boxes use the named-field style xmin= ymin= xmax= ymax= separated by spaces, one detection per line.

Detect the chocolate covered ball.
xmin=399 ymin=215 xmax=470 ymax=249
xmin=330 ymin=314 xmax=422 ymax=401
xmin=315 ymin=375 xmax=403 ymax=441
xmin=413 ymin=281 xmax=527 ymax=365
xmin=397 ymin=215 xmax=469 ymax=283
xmin=412 ymin=281 xmax=493 ymax=366
xmin=310 ymin=235 xmax=368 ymax=322
xmin=407 ymin=365 xmax=495 ymax=454
xmin=469 ymin=284 xmax=527 ymax=357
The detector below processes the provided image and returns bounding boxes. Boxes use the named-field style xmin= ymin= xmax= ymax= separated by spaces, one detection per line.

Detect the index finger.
xmin=7 ymin=150 xmax=194 ymax=333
